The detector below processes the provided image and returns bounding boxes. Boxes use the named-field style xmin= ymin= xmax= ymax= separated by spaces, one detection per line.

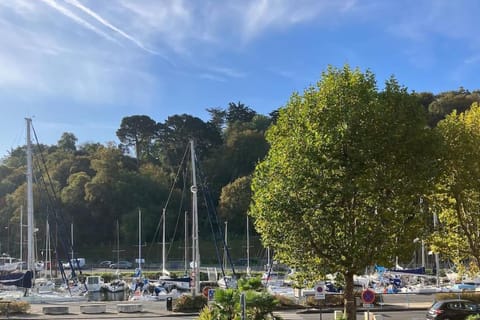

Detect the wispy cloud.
xmin=241 ymin=0 xmax=359 ymax=41
xmin=39 ymin=0 xmax=118 ymax=43
xmin=198 ymin=73 xmax=227 ymax=82
xmin=117 ymin=0 xmax=195 ymax=54
xmin=0 ymin=0 xmax=165 ymax=108
xmin=464 ymin=55 xmax=480 ymax=65
xmin=209 ymin=66 xmax=246 ymax=79
xmin=63 ymin=0 xmax=158 ymax=55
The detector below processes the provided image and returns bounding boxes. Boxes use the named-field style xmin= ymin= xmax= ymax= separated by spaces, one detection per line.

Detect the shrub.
xmin=173 ymin=294 xmax=207 ymax=312
xmin=238 ymin=277 xmax=263 ymax=291
xmin=205 ymin=289 xmax=283 ymax=320
xmin=273 ymin=294 xmax=302 ymax=309
xmin=0 ymin=300 xmax=30 ymax=314
xmin=212 ymin=288 xmax=240 ymax=319
xmin=198 ymin=305 xmax=214 ymax=320
xmin=100 ymin=272 xmax=115 ymax=282
xmin=434 ymin=292 xmax=480 ymax=303
xmin=306 ymin=294 xmax=344 ymax=307
xmin=245 ymin=291 xmax=281 ymax=320
xmin=466 ymin=315 xmax=480 ymax=320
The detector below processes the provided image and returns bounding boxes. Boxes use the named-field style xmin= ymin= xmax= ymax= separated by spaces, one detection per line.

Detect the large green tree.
xmin=155 ymin=114 xmax=222 ymax=171
xmin=250 ymin=66 xmax=438 ymax=319
xmin=116 ymin=115 xmax=158 ymax=166
xmin=57 ymin=132 xmax=77 ymax=152
xmin=429 ymin=102 xmax=480 ymax=276
xmin=218 ymin=175 xmax=252 ymax=236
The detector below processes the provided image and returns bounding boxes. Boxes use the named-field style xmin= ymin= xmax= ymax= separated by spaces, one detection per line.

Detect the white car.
xmin=63 ymin=258 xmax=86 ymax=269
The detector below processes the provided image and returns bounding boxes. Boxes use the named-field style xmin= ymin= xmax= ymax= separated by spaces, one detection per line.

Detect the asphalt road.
xmin=276 ymin=309 xmax=428 ymax=320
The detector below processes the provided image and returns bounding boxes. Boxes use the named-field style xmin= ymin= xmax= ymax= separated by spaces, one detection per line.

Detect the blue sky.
xmin=1 ymin=0 xmax=479 ymax=159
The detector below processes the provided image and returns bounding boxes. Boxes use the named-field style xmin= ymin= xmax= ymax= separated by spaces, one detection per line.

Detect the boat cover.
xmin=0 ymin=270 xmax=33 ymax=288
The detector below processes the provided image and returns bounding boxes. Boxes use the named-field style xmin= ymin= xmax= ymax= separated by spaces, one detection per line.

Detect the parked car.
xmin=451 ymin=282 xmax=478 ymax=292
xmin=109 ymin=261 xmax=133 ymax=269
xmin=426 ymin=299 xmax=480 ymax=319
xmin=98 ymin=260 xmax=112 ymax=268
xmin=62 ymin=258 xmax=86 ymax=269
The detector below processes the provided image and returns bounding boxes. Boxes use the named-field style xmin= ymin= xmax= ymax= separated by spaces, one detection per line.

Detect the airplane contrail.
xmin=39 ymin=0 xmax=119 ymax=44
xmin=63 ymin=0 xmax=159 ymax=55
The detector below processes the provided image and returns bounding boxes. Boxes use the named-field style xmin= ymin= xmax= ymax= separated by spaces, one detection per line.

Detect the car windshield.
xmin=465 ymin=302 xmax=479 ymax=311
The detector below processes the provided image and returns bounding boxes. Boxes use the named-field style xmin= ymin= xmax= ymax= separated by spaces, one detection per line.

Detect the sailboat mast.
xmin=162 ymin=208 xmax=166 ymax=275
xmin=190 ymin=139 xmax=200 ymax=296
xmin=45 ymin=221 xmax=51 ymax=277
xmin=20 ymin=205 xmax=23 ymax=269
xmin=223 ymin=221 xmax=228 ymax=270
xmin=26 ymin=118 xmax=34 ymax=272
xmin=433 ymin=212 xmax=440 ymax=286
xmin=246 ymin=215 xmax=250 ymax=276
xmin=116 ymin=220 xmax=120 ymax=266
xmin=138 ymin=209 xmax=142 ymax=270
xmin=70 ymin=223 xmax=74 ymax=259
xmin=184 ymin=211 xmax=188 ymax=273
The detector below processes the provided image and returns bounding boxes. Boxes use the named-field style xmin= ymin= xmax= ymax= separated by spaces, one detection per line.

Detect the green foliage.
xmin=155 ymin=114 xmax=222 ymax=171
xmin=198 ymin=305 xmax=215 ymax=320
xmin=226 ymin=101 xmax=257 ymax=125
xmin=0 ymin=300 xmax=30 ymax=314
xmin=213 ymin=288 xmax=240 ymax=319
xmin=250 ymin=65 xmax=439 ymax=320
xmin=99 ymin=272 xmax=115 ymax=283
xmin=272 ymin=294 xmax=299 ymax=309
xmin=430 ymin=102 xmax=480 ymax=268
xmin=116 ymin=115 xmax=158 ymax=164
xmin=218 ymin=175 xmax=252 ymax=235
xmin=305 ymin=295 xmax=344 ymax=307
xmin=244 ymin=291 xmax=280 ymax=320
xmin=207 ymin=288 xmax=281 ymax=320
xmin=57 ymin=132 xmax=77 ymax=152
xmin=467 ymin=315 xmax=480 ymax=320
xmin=237 ymin=277 xmax=263 ymax=291
xmin=434 ymin=292 xmax=480 ymax=304
xmin=427 ymin=89 xmax=480 ymax=126
xmin=173 ymin=294 xmax=207 ymax=312
xmin=2 ymin=85 xmax=480 ymax=281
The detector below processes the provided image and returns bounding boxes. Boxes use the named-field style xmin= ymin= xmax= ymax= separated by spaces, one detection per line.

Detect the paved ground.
xmin=1 ymin=301 xmax=433 ymax=320
xmin=0 ymin=294 xmax=434 ymax=320
xmin=1 ymin=300 xmax=184 ymax=319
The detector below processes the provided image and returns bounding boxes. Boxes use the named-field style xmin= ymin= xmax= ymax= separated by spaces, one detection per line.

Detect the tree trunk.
xmin=343 ymin=271 xmax=356 ymax=320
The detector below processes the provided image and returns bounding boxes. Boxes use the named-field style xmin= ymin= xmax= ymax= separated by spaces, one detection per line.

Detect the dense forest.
xmin=0 ymin=89 xmax=479 ymax=265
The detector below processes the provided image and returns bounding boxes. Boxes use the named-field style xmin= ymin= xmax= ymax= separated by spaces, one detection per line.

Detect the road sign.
xmin=314 ymin=282 xmax=326 ymax=300
xmin=208 ymin=289 xmax=215 ymax=301
xmin=361 ymin=288 xmax=375 ymax=304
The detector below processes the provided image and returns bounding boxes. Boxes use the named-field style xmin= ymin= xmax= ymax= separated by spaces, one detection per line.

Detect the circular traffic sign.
xmin=361 ymin=289 xmax=375 ymax=304
xmin=316 ymin=286 xmax=324 ymax=293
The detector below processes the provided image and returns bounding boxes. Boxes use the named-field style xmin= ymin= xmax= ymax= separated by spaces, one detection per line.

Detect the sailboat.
xmin=103 ymin=220 xmax=127 ymax=293
xmin=154 ymin=140 xmax=200 ymax=297
xmin=217 ymin=221 xmax=237 ymax=289
xmin=0 ymin=119 xmax=87 ymax=302
xmin=0 ymin=119 xmax=35 ymax=292
xmin=157 ymin=208 xmax=191 ymax=291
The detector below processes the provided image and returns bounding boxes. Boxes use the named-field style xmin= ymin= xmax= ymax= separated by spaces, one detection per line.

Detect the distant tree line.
xmin=0 ymin=89 xmax=479 ymax=264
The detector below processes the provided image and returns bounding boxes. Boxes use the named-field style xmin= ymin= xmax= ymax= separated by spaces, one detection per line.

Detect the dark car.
xmin=109 ymin=261 xmax=133 ymax=269
xmin=98 ymin=260 xmax=112 ymax=268
xmin=426 ymin=299 xmax=480 ymax=319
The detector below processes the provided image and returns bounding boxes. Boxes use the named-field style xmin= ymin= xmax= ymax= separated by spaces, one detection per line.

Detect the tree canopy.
xmin=430 ymin=102 xmax=480 ymax=277
xmin=0 ymin=76 xmax=480 ymax=298
xmin=250 ymin=65 xmax=439 ymax=319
